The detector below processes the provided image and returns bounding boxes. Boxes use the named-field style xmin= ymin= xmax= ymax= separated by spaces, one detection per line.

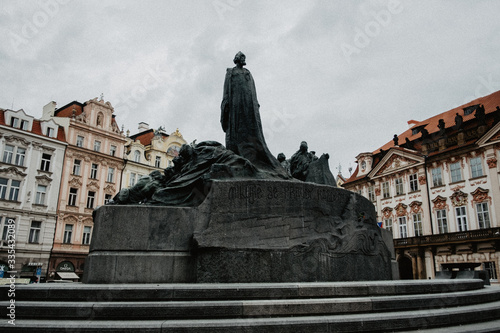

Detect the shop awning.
xmin=56 ymin=272 xmax=80 ymax=280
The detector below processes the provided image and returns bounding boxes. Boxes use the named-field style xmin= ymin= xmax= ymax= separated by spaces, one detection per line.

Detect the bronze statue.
xmin=290 ymin=141 xmax=314 ymax=181
xmin=221 ymin=51 xmax=288 ymax=178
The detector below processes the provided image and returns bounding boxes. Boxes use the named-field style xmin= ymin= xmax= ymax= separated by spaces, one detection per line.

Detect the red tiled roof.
xmin=376 ymin=90 xmax=500 ymax=153
xmin=343 ymin=90 xmax=500 ymax=186
xmin=54 ymin=101 xmax=84 ymax=118
xmin=130 ymin=129 xmax=169 ymax=146
xmin=0 ymin=108 xmax=66 ymax=143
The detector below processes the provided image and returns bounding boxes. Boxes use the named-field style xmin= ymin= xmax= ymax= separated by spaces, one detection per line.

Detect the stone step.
xmin=1 ymin=279 xmax=484 ymax=302
xmin=2 ymin=299 xmax=500 ymax=333
xmin=5 ymin=287 xmax=500 ymax=320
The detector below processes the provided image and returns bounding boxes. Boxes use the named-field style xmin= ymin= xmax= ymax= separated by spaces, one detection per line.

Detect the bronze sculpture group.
xmin=111 ymin=52 xmax=335 ymax=205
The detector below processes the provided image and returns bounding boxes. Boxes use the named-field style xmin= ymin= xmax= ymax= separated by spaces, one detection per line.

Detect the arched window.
xmin=134 ymin=150 xmax=141 ymax=162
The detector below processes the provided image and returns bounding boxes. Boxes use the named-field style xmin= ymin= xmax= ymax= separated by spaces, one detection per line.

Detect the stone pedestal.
xmin=83 ymin=180 xmax=397 ymax=283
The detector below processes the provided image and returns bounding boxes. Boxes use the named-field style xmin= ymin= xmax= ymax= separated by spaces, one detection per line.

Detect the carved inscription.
xmin=228 ymin=184 xmax=339 ymax=204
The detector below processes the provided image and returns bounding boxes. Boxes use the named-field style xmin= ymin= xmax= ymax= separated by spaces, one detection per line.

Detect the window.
xmin=382 ymin=181 xmax=390 ymax=199
xmin=450 ymin=162 xmax=462 ymax=182
xmin=73 ymin=159 xmax=81 ymax=175
xmin=409 ymin=173 xmax=418 ymax=192
xmin=155 ymin=156 xmax=161 ymax=168
xmin=0 ymin=178 xmax=7 ymax=199
xmin=456 ymin=206 xmax=468 ymax=232
xmin=484 ymin=262 xmax=498 ymax=281
xmin=134 ymin=150 xmax=141 ymax=162
xmin=384 ymin=218 xmax=393 ymax=233
xmin=413 ymin=213 xmax=422 ymax=237
xmin=46 ymin=127 xmax=54 ymax=137
xmin=431 ymin=167 xmax=443 ymax=187
xmin=63 ymin=224 xmax=73 ymax=244
xmin=40 ymin=153 xmax=51 ymax=171
xmin=10 ymin=117 xmax=19 ymax=128
xmin=129 ymin=173 xmax=136 ymax=187
xmin=82 ymin=226 xmax=92 ymax=245
xmin=110 ymin=145 xmax=117 ymax=157
xmin=76 ymin=136 xmax=84 ymax=147
xmin=437 ymin=209 xmax=448 ymax=234
xmin=90 ymin=163 xmax=98 ymax=179
xmin=68 ymin=188 xmax=78 ymax=206
xmin=87 ymin=191 xmax=95 ymax=209
xmin=470 ymin=157 xmax=483 ymax=178
xmin=9 ymin=180 xmax=20 ymax=201
xmin=104 ymin=194 xmax=112 ymax=204
xmin=20 ymin=120 xmax=29 ymax=130
xmin=34 ymin=185 xmax=47 ymax=205
xmin=1 ymin=217 xmax=16 ymax=246
xmin=398 ymin=216 xmax=407 ymax=238
xmin=368 ymin=186 xmax=375 ymax=202
xmin=476 ymin=202 xmax=491 ymax=229
xmin=395 ymin=178 xmax=404 ymax=196
xmin=2 ymin=145 xmax=14 ymax=164
xmin=14 ymin=147 xmax=25 ymax=166
xmin=0 ymin=178 xmax=20 ymax=201
xmin=94 ymin=140 xmax=101 ymax=152
xmin=29 ymin=221 xmax=41 ymax=243
xmin=107 ymin=167 xmax=115 ymax=183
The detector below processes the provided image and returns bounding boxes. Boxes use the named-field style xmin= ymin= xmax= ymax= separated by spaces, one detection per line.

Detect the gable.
xmin=477 ymin=120 xmax=500 ymax=146
xmin=368 ymin=148 xmax=425 ymax=178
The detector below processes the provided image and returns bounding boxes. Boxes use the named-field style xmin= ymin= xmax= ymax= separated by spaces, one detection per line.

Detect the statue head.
xmin=233 ymin=51 xmax=246 ymax=66
xmin=299 ymin=141 xmax=308 ymax=152
xmin=277 ymin=153 xmax=286 ymax=162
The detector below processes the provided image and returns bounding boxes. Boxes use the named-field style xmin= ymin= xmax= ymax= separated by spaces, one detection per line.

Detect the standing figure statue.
xmin=221 ymin=51 xmax=288 ymax=178
xmin=289 ymin=141 xmax=313 ymax=181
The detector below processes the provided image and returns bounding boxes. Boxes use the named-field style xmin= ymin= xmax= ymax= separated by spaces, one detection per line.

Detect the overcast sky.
xmin=1 ymin=0 xmax=499 ymax=177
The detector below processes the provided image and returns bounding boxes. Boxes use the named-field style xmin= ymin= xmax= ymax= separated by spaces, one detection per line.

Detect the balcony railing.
xmin=394 ymin=227 xmax=500 ymax=247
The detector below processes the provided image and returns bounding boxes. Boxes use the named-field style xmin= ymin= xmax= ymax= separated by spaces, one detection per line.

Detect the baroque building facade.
xmin=123 ymin=122 xmax=186 ymax=190
xmin=43 ymin=97 xmax=126 ymax=280
xmin=0 ymin=107 xmax=67 ymax=282
xmin=343 ymin=91 xmax=500 ymax=284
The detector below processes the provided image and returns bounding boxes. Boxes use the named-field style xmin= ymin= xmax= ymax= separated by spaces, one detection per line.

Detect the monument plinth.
xmin=83 ymin=52 xmax=397 ymax=284
xmin=83 ymin=179 xmax=397 ymax=283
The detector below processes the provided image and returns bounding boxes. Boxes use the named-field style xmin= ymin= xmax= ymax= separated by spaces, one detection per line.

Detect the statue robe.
xmin=221 ymin=67 xmax=288 ymax=178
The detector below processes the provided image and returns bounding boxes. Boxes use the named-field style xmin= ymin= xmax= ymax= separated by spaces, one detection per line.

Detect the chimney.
xmin=138 ymin=122 xmax=149 ymax=131
xmin=42 ymin=101 xmax=57 ymax=119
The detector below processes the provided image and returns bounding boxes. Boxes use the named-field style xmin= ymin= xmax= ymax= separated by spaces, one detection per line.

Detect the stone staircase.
xmin=1 ymin=279 xmax=500 ymax=332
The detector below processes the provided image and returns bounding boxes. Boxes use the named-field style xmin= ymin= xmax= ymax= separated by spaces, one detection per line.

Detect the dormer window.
xmin=361 ymin=160 xmax=366 ymax=170
xmin=46 ymin=127 xmax=54 ymax=137
xmin=20 ymin=120 xmax=29 ymax=130
xmin=10 ymin=117 xmax=19 ymax=128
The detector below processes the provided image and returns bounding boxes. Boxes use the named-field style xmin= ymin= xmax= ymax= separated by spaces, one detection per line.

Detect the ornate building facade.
xmin=0 ymin=107 xmax=67 ymax=282
xmin=43 ymin=97 xmax=126 ymax=280
xmin=343 ymin=91 xmax=500 ymax=283
xmin=123 ymin=122 xmax=186 ymax=190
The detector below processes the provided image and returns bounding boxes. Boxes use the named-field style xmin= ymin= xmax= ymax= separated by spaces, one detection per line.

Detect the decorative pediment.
xmin=4 ymin=135 xmax=30 ymax=146
xmin=381 ymin=207 xmax=393 ymax=219
xmin=63 ymin=215 xmax=78 ymax=224
xmin=394 ymin=203 xmax=408 ymax=217
xmin=409 ymin=201 xmax=422 ymax=214
xmin=431 ymin=195 xmax=448 ymax=211
xmin=477 ymin=120 xmax=500 ymax=146
xmin=104 ymin=184 xmax=115 ymax=194
xmin=471 ymin=187 xmax=491 ymax=205
xmin=450 ymin=190 xmax=468 ymax=207
xmin=35 ymin=174 xmax=52 ymax=186
xmin=87 ymin=180 xmax=100 ymax=191
xmin=68 ymin=177 xmax=82 ymax=187
xmin=0 ymin=167 xmax=27 ymax=178
xmin=369 ymin=149 xmax=424 ymax=178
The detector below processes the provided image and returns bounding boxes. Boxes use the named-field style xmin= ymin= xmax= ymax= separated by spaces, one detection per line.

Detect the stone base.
xmin=84 ymin=179 xmax=397 ymax=283
xmin=197 ymin=249 xmax=393 ymax=283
